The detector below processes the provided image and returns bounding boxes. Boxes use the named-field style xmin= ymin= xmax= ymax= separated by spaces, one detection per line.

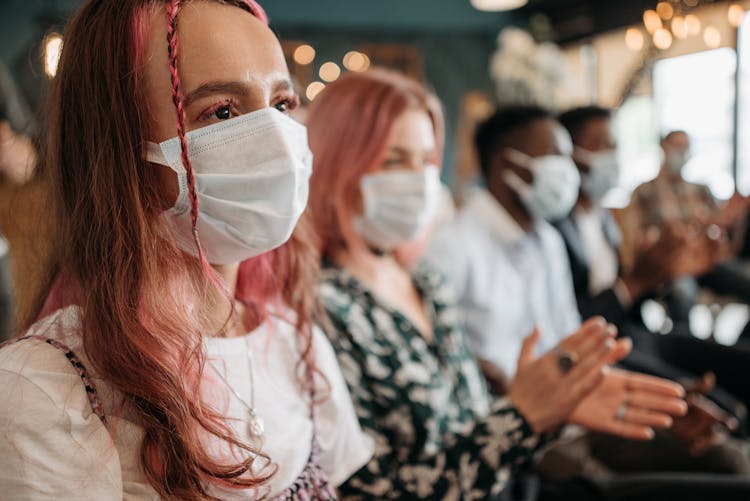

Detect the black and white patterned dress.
xmin=320 ymin=263 xmax=549 ymax=500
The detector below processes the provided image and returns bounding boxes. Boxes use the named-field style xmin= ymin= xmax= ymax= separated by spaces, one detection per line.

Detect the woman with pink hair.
xmin=0 ymin=0 xmax=371 ymax=499
xmin=306 ymin=69 xmax=692 ymax=499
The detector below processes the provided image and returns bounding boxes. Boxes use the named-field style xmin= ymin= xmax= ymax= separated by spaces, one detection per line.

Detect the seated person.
xmin=0 ymin=61 xmax=38 ymax=341
xmin=556 ymin=105 xmax=750 ymax=458
xmin=0 ymin=120 xmax=37 ymax=341
xmin=631 ymin=130 xmax=750 ymax=326
xmin=426 ymin=105 xmax=749 ymax=475
xmin=306 ymin=70 xmax=691 ymax=500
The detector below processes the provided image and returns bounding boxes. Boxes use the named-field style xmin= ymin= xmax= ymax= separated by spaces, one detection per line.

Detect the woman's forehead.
xmin=144 ymin=2 xmax=287 ymax=92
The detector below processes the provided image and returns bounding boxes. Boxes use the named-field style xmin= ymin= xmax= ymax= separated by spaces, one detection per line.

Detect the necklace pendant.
xmin=248 ymin=412 xmax=265 ymax=438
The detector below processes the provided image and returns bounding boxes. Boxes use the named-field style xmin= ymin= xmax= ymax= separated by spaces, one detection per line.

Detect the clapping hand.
xmin=508 ymin=318 xmax=630 ymax=433
xmin=672 ymin=373 xmax=738 ymax=455
xmin=569 ymin=368 xmax=687 ymax=440
xmin=508 ymin=317 xmax=687 ymax=439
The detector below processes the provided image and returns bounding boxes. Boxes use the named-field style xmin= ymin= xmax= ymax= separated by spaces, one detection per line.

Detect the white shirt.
xmin=0 ymin=306 xmax=373 ymax=500
xmin=574 ymin=206 xmax=619 ymax=295
xmin=426 ymin=189 xmax=581 ymax=377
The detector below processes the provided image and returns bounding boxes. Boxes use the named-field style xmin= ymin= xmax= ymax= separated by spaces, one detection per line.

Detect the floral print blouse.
xmin=320 ymin=263 xmax=547 ymax=500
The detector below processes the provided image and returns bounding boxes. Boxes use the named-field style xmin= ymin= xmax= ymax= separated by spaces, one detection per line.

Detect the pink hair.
xmin=306 ymin=69 xmax=445 ymax=261
xmin=235 ymin=213 xmax=322 ymax=395
xmin=23 ymin=1 xmax=296 ymax=499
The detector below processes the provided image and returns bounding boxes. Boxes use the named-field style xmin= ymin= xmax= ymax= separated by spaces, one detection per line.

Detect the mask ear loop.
xmin=504 ymin=147 xmax=534 ymax=171
xmin=165 ymin=1 xmax=230 ymax=299
xmin=500 ymin=148 xmax=536 ymax=205
xmin=573 ymin=146 xmax=593 ymax=165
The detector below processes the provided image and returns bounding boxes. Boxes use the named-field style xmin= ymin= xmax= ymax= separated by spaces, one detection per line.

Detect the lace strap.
xmin=1 ymin=335 xmax=107 ymax=424
xmin=274 ymin=435 xmax=337 ymax=501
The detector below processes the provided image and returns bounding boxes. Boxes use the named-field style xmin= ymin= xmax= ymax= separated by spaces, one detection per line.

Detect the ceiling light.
xmin=728 ymin=4 xmax=745 ymax=28
xmin=656 ymin=2 xmax=674 ymax=20
xmin=704 ymin=26 xmax=721 ymax=48
xmin=343 ymin=51 xmax=370 ymax=72
xmin=653 ymin=28 xmax=673 ymax=50
xmin=306 ymin=82 xmax=325 ymax=101
xmin=685 ymin=14 xmax=701 ymax=36
xmin=470 ymin=0 xmax=528 ymax=12
xmin=293 ymin=44 xmax=316 ymax=65
xmin=643 ymin=10 xmax=662 ymax=34
xmin=44 ymin=33 xmax=63 ymax=78
xmin=672 ymin=16 xmax=688 ymax=39
xmin=625 ymin=28 xmax=645 ymax=51
xmin=319 ymin=62 xmax=341 ymax=82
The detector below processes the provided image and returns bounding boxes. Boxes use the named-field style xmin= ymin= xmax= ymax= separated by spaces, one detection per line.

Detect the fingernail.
xmin=606 ymin=325 xmax=617 ymax=336
xmin=605 ymin=338 xmax=616 ymax=349
xmin=645 ymin=428 xmax=655 ymax=439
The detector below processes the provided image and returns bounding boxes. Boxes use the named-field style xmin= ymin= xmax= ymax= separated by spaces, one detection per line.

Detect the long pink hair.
xmin=305 ymin=69 xmax=445 ymax=261
xmin=236 ymin=214 xmax=322 ymax=391
xmin=18 ymin=0 xmax=321 ymax=499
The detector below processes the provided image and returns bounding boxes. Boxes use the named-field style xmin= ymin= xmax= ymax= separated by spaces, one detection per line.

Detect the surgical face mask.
xmin=666 ymin=149 xmax=690 ymax=172
xmin=146 ymin=107 xmax=312 ymax=265
xmin=355 ymin=166 xmax=441 ymax=252
xmin=575 ymin=147 xmax=620 ymax=202
xmin=503 ymin=148 xmax=581 ymax=221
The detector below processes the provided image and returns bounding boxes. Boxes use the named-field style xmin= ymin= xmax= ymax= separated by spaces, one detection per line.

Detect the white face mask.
xmin=503 ymin=148 xmax=581 ymax=221
xmin=575 ymin=147 xmax=620 ymax=202
xmin=146 ymin=107 xmax=312 ymax=265
xmin=355 ymin=166 xmax=441 ymax=252
xmin=666 ymin=149 xmax=690 ymax=172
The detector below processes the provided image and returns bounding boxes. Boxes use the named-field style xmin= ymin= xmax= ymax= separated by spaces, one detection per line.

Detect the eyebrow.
xmin=387 ymin=146 xmax=436 ymax=156
xmin=182 ymin=78 xmax=295 ymax=108
xmin=183 ymin=81 xmax=250 ymax=108
xmin=272 ymin=78 xmax=294 ymax=94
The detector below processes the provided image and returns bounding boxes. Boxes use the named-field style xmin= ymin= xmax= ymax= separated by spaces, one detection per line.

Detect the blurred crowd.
xmin=2 ymin=1 xmax=750 ymax=500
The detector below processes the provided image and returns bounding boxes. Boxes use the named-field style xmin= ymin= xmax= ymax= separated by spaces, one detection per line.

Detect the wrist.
xmin=508 ymin=392 xmax=550 ymax=434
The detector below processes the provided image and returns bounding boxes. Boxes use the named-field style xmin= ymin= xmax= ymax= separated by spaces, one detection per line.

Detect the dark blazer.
xmin=553 ymin=209 xmax=630 ymax=329
xmin=553 ymin=208 xmax=747 ymax=421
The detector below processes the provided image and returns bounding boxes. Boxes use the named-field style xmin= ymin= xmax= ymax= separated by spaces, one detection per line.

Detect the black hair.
xmin=558 ymin=106 xmax=611 ymax=144
xmin=474 ymin=105 xmax=552 ymax=180
xmin=662 ymin=130 xmax=688 ymax=142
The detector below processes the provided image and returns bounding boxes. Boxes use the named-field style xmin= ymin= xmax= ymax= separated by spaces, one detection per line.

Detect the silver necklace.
xmin=210 ymin=337 xmax=265 ymax=439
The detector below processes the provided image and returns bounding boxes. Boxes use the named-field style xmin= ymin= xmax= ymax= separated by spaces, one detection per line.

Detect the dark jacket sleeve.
xmin=577 ymin=288 xmax=629 ymax=330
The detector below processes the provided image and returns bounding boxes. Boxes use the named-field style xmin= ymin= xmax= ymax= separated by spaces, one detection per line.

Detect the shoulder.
xmin=0 ymin=307 xmax=87 ymax=395
xmin=0 ymin=309 xmax=122 ymax=497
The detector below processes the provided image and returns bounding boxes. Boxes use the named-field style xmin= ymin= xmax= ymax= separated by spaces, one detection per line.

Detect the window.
xmin=653 ymin=48 xmax=737 ymax=199
xmin=737 ymin=15 xmax=750 ymax=195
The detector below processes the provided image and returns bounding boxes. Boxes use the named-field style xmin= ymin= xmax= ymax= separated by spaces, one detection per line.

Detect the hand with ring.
xmin=568 ymin=368 xmax=687 ymax=440
xmin=508 ymin=317 xmax=628 ymax=433
xmin=508 ymin=317 xmax=687 ymax=437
